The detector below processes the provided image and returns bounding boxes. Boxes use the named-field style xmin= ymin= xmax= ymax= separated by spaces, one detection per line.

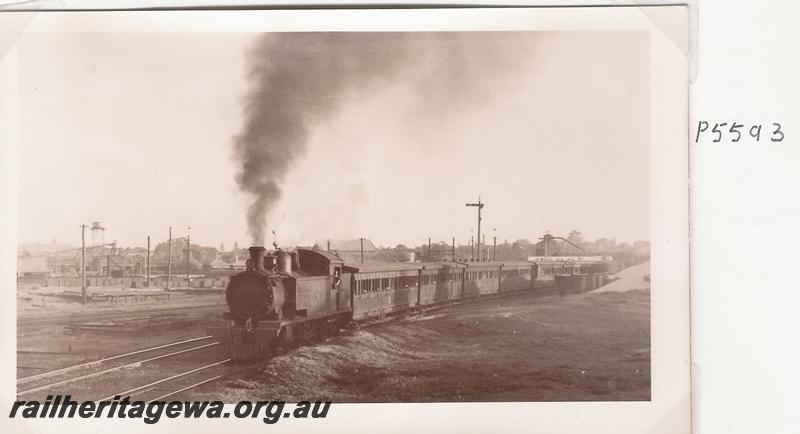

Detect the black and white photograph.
xmin=1 ymin=5 xmax=690 ymax=433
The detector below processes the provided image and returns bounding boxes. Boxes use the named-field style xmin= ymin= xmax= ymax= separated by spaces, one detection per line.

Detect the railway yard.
xmin=17 ymin=289 xmax=230 ymax=402
xmin=17 ymin=261 xmax=650 ymax=402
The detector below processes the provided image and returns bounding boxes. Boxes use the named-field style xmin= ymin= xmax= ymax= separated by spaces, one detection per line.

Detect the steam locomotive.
xmin=210 ymin=245 xmax=603 ymax=360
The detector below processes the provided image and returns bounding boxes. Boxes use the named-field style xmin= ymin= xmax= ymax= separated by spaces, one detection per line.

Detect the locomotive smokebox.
xmin=275 ymin=250 xmax=292 ymax=275
xmin=225 ymin=245 xmax=286 ymax=324
xmin=248 ymin=246 xmax=267 ymax=272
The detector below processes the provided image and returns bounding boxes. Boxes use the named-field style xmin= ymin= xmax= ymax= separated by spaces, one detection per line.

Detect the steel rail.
xmin=17 ymin=335 xmax=214 ymax=384
xmin=17 ymin=342 xmax=220 ymax=396
xmin=100 ymin=359 xmax=231 ymax=401
xmin=145 ymin=361 xmax=265 ymax=402
xmin=147 ymin=373 xmax=226 ymax=402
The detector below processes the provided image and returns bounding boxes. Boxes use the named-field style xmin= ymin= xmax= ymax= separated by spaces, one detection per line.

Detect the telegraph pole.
xmin=470 ymin=235 xmax=474 ymax=260
xmin=360 ymin=237 xmax=364 ymax=263
xmin=452 ymin=237 xmax=456 ymax=261
xmin=466 ymin=197 xmax=484 ymax=262
xmin=81 ymin=224 xmax=87 ymax=305
xmin=482 ymin=234 xmax=486 ymax=262
xmin=167 ymin=226 xmax=172 ymax=290
xmin=186 ymin=226 xmax=191 ymax=280
xmin=428 ymin=237 xmax=432 ymax=261
xmin=493 ymin=228 xmax=497 ymax=261
xmin=146 ymin=235 xmax=151 ymax=287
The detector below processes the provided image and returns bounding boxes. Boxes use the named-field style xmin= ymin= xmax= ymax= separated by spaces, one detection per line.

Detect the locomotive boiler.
xmin=225 ymin=246 xmax=288 ymax=325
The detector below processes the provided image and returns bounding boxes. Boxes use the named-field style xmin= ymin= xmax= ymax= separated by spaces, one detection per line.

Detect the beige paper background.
xmin=0 ymin=6 xmax=689 ymax=433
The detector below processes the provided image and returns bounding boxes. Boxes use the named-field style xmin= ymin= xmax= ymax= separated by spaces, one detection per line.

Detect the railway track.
xmin=98 ymin=359 xmax=268 ymax=402
xmin=17 ymin=284 xmax=559 ymax=401
xmin=16 ymin=335 xmax=227 ymax=400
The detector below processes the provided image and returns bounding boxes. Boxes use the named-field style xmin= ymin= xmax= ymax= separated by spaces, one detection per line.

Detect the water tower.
xmin=90 ymin=221 xmax=106 ymax=247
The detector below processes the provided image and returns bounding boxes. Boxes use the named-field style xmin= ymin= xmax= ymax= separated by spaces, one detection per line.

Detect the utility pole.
xmin=482 ymin=234 xmax=486 ymax=262
xmin=146 ymin=235 xmax=151 ymax=287
xmin=428 ymin=237 xmax=432 ymax=261
xmin=360 ymin=237 xmax=364 ymax=263
xmin=167 ymin=226 xmax=172 ymax=290
xmin=471 ymin=235 xmax=474 ymax=260
xmin=544 ymin=235 xmax=549 ymax=258
xmin=493 ymin=228 xmax=497 ymax=261
xmin=81 ymin=224 xmax=87 ymax=305
xmin=186 ymin=227 xmax=191 ymax=280
xmin=466 ymin=197 xmax=484 ymax=262
xmin=452 ymin=237 xmax=456 ymax=261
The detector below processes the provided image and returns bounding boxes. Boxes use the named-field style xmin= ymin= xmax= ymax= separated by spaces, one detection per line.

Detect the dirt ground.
xmin=194 ymin=287 xmax=651 ymax=402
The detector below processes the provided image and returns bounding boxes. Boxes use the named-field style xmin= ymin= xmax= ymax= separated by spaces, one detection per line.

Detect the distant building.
xmin=209 ymin=255 xmax=230 ymax=270
xmin=312 ymin=239 xmax=380 ymax=263
xmin=230 ymin=255 xmax=247 ymax=271
xmin=567 ymin=230 xmax=584 ymax=245
xmin=528 ymin=256 xmax=610 ymax=263
xmin=97 ymin=254 xmax=136 ymax=277
xmin=534 ymin=238 xmax=583 ymax=256
xmin=17 ymin=256 xmax=49 ymax=278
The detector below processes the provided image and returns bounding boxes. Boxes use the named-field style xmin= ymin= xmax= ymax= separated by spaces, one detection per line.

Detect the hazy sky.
xmin=16 ymin=31 xmax=648 ymax=248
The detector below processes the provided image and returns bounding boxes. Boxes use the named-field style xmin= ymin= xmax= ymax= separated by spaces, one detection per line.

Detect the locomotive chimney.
xmin=248 ymin=246 xmax=267 ymax=273
xmin=275 ymin=250 xmax=292 ymax=275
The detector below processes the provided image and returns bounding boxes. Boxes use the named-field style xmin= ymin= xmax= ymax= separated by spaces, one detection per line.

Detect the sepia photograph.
xmin=1 ymin=5 xmax=689 ymax=433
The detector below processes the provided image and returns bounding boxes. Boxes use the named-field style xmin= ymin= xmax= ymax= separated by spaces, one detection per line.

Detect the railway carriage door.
xmin=332 ymin=267 xmax=342 ymax=310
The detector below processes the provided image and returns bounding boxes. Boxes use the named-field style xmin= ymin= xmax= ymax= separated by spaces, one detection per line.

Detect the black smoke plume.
xmin=233 ymin=32 xmax=525 ymax=244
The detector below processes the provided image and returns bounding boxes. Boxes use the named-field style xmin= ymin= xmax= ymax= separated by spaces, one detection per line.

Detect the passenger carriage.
xmin=418 ymin=262 xmax=465 ymax=306
xmin=343 ymin=262 xmax=421 ymax=321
